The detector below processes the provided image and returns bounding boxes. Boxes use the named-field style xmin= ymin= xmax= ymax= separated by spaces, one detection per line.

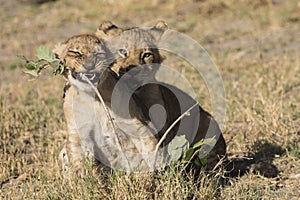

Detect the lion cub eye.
xmin=118 ymin=48 xmax=128 ymax=58
xmin=93 ymin=52 xmax=106 ymax=59
xmin=142 ymin=52 xmax=153 ymax=60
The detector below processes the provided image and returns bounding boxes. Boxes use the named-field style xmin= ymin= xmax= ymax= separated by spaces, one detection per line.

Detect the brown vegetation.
xmin=0 ymin=0 xmax=299 ymax=199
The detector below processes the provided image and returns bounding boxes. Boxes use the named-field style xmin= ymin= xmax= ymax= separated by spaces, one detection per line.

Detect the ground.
xmin=0 ymin=0 xmax=299 ymax=199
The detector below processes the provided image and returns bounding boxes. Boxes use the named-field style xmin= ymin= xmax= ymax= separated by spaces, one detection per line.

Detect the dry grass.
xmin=1 ymin=0 xmax=300 ymax=199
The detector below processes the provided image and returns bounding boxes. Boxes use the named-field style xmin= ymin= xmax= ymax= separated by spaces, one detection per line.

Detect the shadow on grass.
xmin=226 ymin=140 xmax=285 ymax=179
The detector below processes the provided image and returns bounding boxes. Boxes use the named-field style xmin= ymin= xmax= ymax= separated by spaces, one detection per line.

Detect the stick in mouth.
xmin=71 ymin=70 xmax=101 ymax=84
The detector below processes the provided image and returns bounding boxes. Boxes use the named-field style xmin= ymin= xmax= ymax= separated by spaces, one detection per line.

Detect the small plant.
xmin=18 ymin=45 xmax=65 ymax=77
xmin=167 ymin=135 xmax=217 ymax=166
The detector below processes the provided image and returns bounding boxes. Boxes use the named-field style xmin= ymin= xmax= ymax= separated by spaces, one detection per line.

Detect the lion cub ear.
xmin=95 ymin=21 xmax=123 ymax=40
xmin=150 ymin=21 xmax=169 ymax=41
xmin=153 ymin=21 xmax=168 ymax=30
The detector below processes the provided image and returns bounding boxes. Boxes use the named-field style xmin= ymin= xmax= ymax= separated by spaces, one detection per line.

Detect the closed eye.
xmin=67 ymin=50 xmax=83 ymax=57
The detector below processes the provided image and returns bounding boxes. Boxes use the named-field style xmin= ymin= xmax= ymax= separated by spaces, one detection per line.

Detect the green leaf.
xmin=182 ymin=148 xmax=194 ymax=161
xmin=167 ymin=135 xmax=189 ymax=162
xmin=36 ymin=45 xmax=55 ymax=62
xmin=193 ymin=156 xmax=202 ymax=166
xmin=192 ymin=139 xmax=204 ymax=149
xmin=199 ymin=156 xmax=207 ymax=166
xmin=24 ymin=62 xmax=36 ymax=70
xmin=49 ymin=60 xmax=60 ymax=68
xmin=24 ymin=70 xmax=38 ymax=77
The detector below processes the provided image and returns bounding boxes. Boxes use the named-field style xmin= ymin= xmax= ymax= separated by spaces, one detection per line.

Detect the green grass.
xmin=1 ymin=0 xmax=299 ymax=199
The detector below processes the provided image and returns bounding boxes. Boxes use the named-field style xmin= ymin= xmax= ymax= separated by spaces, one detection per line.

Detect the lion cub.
xmin=53 ymin=34 xmax=109 ymax=171
xmin=98 ymin=21 xmax=228 ymax=170
xmin=55 ymin=33 xmax=166 ymax=174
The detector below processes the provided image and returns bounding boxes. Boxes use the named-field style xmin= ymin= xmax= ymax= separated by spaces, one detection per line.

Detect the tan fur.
xmin=99 ymin=21 xmax=167 ymax=76
xmin=56 ymin=34 xmax=107 ymax=173
xmin=95 ymin=21 xmax=124 ymax=40
xmin=56 ymin=34 xmax=107 ymax=75
xmin=58 ymin=21 xmax=227 ymax=174
xmin=101 ymin=21 xmax=227 ymax=170
xmin=57 ymin=32 xmax=166 ymax=173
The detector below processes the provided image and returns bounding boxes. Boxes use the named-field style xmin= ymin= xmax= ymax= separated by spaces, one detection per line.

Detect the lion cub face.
xmin=96 ymin=21 xmax=168 ymax=80
xmin=54 ymin=34 xmax=111 ymax=83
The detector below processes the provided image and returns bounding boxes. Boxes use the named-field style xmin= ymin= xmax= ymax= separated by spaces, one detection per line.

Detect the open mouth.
xmin=71 ymin=70 xmax=100 ymax=84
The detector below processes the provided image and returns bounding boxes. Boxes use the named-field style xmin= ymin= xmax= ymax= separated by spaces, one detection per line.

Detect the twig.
xmin=155 ymin=102 xmax=198 ymax=152
xmin=82 ymin=74 xmax=132 ymax=173
xmin=153 ymin=102 xmax=198 ymax=168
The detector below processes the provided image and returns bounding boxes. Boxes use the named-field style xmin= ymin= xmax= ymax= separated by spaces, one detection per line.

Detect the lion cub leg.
xmin=59 ymin=133 xmax=86 ymax=176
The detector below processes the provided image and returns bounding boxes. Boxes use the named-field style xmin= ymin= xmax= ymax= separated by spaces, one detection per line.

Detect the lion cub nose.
xmin=83 ymin=63 xmax=95 ymax=71
xmin=83 ymin=57 xmax=96 ymax=71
